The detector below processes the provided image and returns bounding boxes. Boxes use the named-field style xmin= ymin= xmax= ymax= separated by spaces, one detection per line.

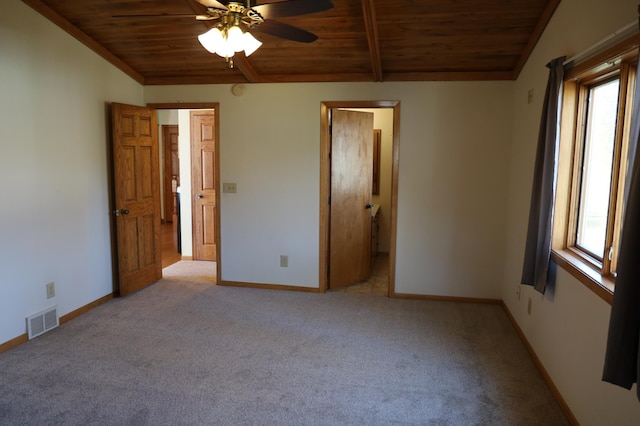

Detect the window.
xmin=575 ymin=79 xmax=619 ymax=259
xmin=553 ymin=42 xmax=638 ymax=302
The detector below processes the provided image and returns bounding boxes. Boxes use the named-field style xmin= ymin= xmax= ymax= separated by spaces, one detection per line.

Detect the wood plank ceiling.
xmin=22 ymin=0 xmax=561 ymax=85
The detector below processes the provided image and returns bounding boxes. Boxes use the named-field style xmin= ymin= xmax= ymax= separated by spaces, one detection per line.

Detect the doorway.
xmin=151 ymin=102 xmax=221 ymax=282
xmin=319 ymin=101 xmax=400 ymax=296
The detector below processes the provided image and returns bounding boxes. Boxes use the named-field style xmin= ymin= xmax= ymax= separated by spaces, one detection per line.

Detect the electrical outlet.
xmin=527 ymin=89 xmax=534 ymax=104
xmin=46 ymin=282 xmax=55 ymax=299
xmin=280 ymin=255 xmax=288 ymax=268
xmin=527 ymin=297 xmax=532 ymax=316
xmin=222 ymin=182 xmax=237 ymax=193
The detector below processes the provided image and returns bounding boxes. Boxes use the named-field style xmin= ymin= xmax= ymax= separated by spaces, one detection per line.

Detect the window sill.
xmin=551 ymin=249 xmax=614 ymax=305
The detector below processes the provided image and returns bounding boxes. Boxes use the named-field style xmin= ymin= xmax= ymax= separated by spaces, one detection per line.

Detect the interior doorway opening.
xmin=320 ymin=101 xmax=400 ymax=296
xmin=151 ymin=103 xmax=221 ymax=283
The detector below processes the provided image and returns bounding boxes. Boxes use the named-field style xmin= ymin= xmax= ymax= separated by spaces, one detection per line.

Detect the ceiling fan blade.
xmin=193 ymin=0 xmax=228 ymax=9
xmin=255 ymin=19 xmax=318 ymax=43
xmin=253 ymin=0 xmax=333 ymax=19
xmin=112 ymin=14 xmax=209 ymax=19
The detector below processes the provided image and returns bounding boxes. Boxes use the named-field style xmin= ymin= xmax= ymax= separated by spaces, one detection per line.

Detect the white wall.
xmin=177 ymin=110 xmax=194 ymax=257
xmin=158 ymin=110 xmax=179 ymax=126
xmin=0 ymin=0 xmax=144 ymax=344
xmin=174 ymin=106 xmax=393 ymax=261
xmin=503 ymin=0 xmax=640 ymax=424
xmin=145 ymin=81 xmax=513 ymax=296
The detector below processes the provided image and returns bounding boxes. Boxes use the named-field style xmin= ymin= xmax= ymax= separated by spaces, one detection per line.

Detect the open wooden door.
xmin=190 ymin=110 xmax=217 ymax=261
xmin=329 ymin=109 xmax=374 ymax=289
xmin=111 ymin=103 xmax=162 ymax=296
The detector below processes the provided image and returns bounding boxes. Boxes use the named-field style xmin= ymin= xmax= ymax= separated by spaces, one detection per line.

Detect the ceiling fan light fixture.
xmin=226 ymin=25 xmax=245 ymax=53
xmin=215 ymin=42 xmax=235 ymax=58
xmin=198 ymin=27 xmax=224 ymax=54
xmin=115 ymin=0 xmax=332 ymax=65
xmin=242 ymin=32 xmax=262 ymax=57
xmin=198 ymin=24 xmax=262 ymax=59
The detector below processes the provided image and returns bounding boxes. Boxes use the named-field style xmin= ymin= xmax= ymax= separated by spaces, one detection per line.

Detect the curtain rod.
xmin=563 ymin=20 xmax=639 ymax=66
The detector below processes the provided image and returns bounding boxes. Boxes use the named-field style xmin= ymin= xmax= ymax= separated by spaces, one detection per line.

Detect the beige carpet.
xmin=163 ymin=260 xmax=217 ymax=283
xmin=0 ymin=262 xmax=568 ymax=425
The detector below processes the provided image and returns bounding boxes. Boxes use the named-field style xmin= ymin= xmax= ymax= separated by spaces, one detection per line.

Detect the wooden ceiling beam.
xmin=231 ymin=54 xmax=261 ymax=83
xmin=21 ymin=0 xmax=145 ymax=84
xmin=183 ymin=0 xmax=207 ymax=15
xmin=362 ymin=0 xmax=383 ymax=82
xmin=511 ymin=0 xmax=562 ymax=80
xmin=145 ymin=69 xmax=517 ymax=85
xmin=385 ymin=71 xmax=514 ymax=82
xmin=144 ymin=74 xmax=247 ymax=85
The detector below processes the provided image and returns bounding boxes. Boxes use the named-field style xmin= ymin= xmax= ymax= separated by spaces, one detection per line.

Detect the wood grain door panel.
xmin=112 ymin=103 xmax=162 ymax=296
xmin=191 ymin=110 xmax=217 ymax=261
xmin=329 ymin=109 xmax=374 ymax=289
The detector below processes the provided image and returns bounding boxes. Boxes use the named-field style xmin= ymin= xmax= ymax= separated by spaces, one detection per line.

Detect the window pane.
xmin=576 ymin=79 xmax=619 ymax=258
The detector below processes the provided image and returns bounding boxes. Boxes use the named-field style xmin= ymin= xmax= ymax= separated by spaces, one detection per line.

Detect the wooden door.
xmin=329 ymin=109 xmax=374 ymax=289
xmin=111 ymin=103 xmax=162 ymax=296
xmin=162 ymin=125 xmax=179 ymax=222
xmin=191 ymin=110 xmax=217 ymax=261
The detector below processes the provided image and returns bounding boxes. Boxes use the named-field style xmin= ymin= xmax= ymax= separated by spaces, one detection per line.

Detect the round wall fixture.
xmin=231 ymin=84 xmax=245 ymax=96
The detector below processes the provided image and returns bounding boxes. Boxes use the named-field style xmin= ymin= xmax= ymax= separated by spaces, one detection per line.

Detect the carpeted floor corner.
xmin=0 ymin=262 xmax=568 ymax=425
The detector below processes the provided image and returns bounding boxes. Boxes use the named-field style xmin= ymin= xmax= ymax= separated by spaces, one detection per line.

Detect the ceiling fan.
xmin=115 ymin=0 xmax=334 ymax=65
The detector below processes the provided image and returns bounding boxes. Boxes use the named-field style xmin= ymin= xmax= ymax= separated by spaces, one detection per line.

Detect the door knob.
xmin=114 ymin=209 xmax=130 ymax=216
xmin=196 ymin=194 xmax=204 ymax=199
xmin=365 ymin=203 xmax=373 ymax=209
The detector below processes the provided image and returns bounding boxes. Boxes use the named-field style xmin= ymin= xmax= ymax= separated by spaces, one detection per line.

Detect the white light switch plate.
xmin=223 ymin=182 xmax=237 ymax=193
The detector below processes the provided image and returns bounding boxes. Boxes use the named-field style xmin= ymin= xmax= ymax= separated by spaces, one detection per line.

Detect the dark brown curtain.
xmin=603 ymin=57 xmax=640 ymax=399
xmin=521 ymin=57 xmax=565 ymax=294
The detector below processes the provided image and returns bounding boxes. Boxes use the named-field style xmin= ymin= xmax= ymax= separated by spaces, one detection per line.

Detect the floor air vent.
xmin=26 ymin=306 xmax=59 ymax=340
